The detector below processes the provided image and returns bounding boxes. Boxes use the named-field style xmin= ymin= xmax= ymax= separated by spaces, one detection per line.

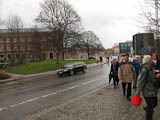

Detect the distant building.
xmin=113 ymin=45 xmax=120 ymax=56
xmin=133 ymin=33 xmax=154 ymax=55
xmin=119 ymin=41 xmax=132 ymax=55
xmin=105 ymin=48 xmax=113 ymax=56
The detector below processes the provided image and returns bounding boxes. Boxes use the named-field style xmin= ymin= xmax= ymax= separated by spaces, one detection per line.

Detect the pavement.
xmin=21 ymin=84 xmax=160 ymax=120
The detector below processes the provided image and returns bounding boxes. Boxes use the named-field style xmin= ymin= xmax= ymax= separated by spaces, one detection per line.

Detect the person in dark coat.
xmin=152 ymin=53 xmax=160 ymax=70
xmin=110 ymin=58 xmax=119 ymax=88
xmin=100 ymin=56 xmax=103 ymax=62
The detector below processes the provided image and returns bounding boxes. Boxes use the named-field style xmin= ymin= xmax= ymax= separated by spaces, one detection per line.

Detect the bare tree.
xmin=30 ymin=27 xmax=43 ymax=62
xmin=36 ymin=0 xmax=81 ymax=64
xmin=139 ymin=0 xmax=160 ymax=32
xmin=81 ymin=31 xmax=101 ymax=59
xmin=137 ymin=0 xmax=160 ymax=54
xmin=4 ymin=15 xmax=25 ymax=65
xmin=63 ymin=30 xmax=83 ymax=59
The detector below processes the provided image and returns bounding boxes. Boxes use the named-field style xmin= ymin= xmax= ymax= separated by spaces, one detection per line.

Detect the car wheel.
xmin=70 ymin=71 xmax=74 ymax=76
xmin=59 ymin=74 xmax=64 ymax=77
xmin=82 ymin=68 xmax=86 ymax=73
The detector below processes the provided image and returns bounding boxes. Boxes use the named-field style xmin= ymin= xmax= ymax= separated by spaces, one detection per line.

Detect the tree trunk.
xmin=87 ymin=47 xmax=90 ymax=60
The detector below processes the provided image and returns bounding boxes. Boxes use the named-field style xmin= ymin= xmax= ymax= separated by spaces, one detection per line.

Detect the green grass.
xmin=5 ymin=59 xmax=96 ymax=75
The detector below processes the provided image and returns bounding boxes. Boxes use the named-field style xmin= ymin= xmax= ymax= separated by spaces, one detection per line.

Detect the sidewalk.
xmin=22 ymin=84 xmax=160 ymax=120
xmin=0 ymin=61 xmax=106 ymax=83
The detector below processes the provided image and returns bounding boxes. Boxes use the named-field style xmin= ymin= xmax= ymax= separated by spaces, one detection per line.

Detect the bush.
xmin=0 ymin=70 xmax=11 ymax=80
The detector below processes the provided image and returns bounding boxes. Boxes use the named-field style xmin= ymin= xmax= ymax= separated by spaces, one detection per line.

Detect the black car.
xmin=89 ymin=56 xmax=97 ymax=59
xmin=57 ymin=62 xmax=87 ymax=76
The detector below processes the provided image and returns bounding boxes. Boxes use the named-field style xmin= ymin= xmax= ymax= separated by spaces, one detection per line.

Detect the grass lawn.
xmin=5 ymin=59 xmax=96 ymax=75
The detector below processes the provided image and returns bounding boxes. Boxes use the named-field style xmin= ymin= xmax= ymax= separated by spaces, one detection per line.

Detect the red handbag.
xmin=131 ymin=95 xmax=142 ymax=106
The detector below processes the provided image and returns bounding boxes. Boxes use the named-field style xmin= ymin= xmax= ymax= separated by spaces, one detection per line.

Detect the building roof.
xmin=0 ymin=28 xmax=50 ymax=33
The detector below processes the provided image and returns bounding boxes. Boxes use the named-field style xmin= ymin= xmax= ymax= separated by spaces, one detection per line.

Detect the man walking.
xmin=118 ymin=53 xmax=136 ymax=101
xmin=110 ymin=59 xmax=119 ymax=88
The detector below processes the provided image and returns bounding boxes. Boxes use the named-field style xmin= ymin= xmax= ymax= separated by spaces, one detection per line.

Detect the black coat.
xmin=153 ymin=58 xmax=160 ymax=70
xmin=110 ymin=62 xmax=119 ymax=77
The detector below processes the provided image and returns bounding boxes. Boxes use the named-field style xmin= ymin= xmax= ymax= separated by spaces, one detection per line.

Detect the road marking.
xmin=81 ymin=79 xmax=97 ymax=85
xmin=0 ymin=77 xmax=106 ymax=112
xmin=68 ymin=85 xmax=79 ymax=90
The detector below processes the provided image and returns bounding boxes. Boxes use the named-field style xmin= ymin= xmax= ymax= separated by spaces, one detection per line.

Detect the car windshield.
xmin=63 ymin=63 xmax=75 ymax=68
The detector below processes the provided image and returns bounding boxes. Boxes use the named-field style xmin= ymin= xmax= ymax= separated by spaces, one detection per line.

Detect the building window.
xmin=8 ymin=54 xmax=11 ymax=59
xmin=0 ymin=38 xmax=3 ymax=43
xmin=13 ymin=38 xmax=17 ymax=43
xmin=20 ymin=37 xmax=25 ymax=43
xmin=7 ymin=45 xmax=11 ymax=51
xmin=14 ymin=45 xmax=18 ymax=51
xmin=21 ymin=45 xmax=25 ymax=50
xmin=29 ymin=53 xmax=32 ymax=59
xmin=27 ymin=37 xmax=32 ymax=42
xmin=120 ymin=44 xmax=123 ymax=47
xmin=14 ymin=54 xmax=18 ymax=58
xmin=28 ymin=45 xmax=32 ymax=50
xmin=0 ymin=44 xmax=4 ymax=51
xmin=6 ymin=38 xmax=10 ymax=43
xmin=41 ymin=44 xmax=44 ymax=49
xmin=22 ymin=54 xmax=25 ymax=58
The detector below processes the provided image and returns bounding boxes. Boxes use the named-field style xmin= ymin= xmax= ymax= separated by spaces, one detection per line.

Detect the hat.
xmin=122 ymin=53 xmax=129 ymax=56
xmin=142 ymin=55 xmax=151 ymax=65
xmin=125 ymin=53 xmax=129 ymax=56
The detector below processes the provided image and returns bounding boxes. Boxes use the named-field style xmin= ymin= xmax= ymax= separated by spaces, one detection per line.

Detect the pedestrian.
xmin=132 ymin=58 xmax=141 ymax=89
xmin=110 ymin=58 xmax=119 ymax=88
xmin=100 ymin=56 xmax=103 ymax=62
xmin=106 ymin=56 xmax=109 ymax=63
xmin=151 ymin=53 xmax=160 ymax=70
xmin=118 ymin=53 xmax=136 ymax=101
xmin=136 ymin=55 xmax=160 ymax=120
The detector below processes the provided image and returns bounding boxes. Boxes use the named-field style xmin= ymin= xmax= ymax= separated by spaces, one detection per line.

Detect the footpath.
xmin=21 ymin=84 xmax=160 ymax=120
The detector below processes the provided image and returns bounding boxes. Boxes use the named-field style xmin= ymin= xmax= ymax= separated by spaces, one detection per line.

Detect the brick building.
xmin=0 ymin=29 xmax=89 ymax=62
xmin=0 ymin=29 xmax=58 ymax=61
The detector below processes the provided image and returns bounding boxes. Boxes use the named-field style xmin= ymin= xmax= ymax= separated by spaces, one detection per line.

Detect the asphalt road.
xmin=0 ymin=63 xmax=110 ymax=120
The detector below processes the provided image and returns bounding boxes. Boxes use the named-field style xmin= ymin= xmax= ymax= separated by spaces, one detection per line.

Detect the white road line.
xmin=0 ymin=77 xmax=104 ymax=112
xmin=68 ymin=85 xmax=79 ymax=90
xmin=81 ymin=79 xmax=97 ymax=85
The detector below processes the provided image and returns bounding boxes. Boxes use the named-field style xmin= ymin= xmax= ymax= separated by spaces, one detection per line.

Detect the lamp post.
xmin=155 ymin=0 xmax=159 ymax=53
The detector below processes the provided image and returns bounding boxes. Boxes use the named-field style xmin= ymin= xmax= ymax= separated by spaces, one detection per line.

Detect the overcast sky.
xmin=0 ymin=0 xmax=145 ymax=48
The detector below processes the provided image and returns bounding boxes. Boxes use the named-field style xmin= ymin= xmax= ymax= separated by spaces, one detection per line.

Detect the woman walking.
xmin=136 ymin=55 xmax=160 ymax=120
